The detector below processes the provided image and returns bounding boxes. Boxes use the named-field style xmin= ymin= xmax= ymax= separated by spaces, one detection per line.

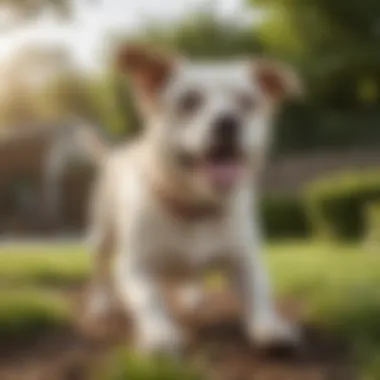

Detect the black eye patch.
xmin=176 ymin=90 xmax=203 ymax=115
xmin=237 ymin=92 xmax=257 ymax=113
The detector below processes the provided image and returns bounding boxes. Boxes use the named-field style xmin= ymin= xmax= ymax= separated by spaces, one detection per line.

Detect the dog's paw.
xmin=135 ymin=318 xmax=186 ymax=356
xmin=248 ymin=314 xmax=300 ymax=348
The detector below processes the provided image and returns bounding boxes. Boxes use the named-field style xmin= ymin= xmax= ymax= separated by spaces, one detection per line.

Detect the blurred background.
xmin=0 ymin=0 xmax=380 ymax=379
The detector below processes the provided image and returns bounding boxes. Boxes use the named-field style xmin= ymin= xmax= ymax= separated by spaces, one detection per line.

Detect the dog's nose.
xmin=213 ymin=114 xmax=240 ymax=144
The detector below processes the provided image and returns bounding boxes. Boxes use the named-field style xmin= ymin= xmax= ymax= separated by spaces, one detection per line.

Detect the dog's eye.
xmin=177 ymin=90 xmax=202 ymax=115
xmin=238 ymin=93 xmax=256 ymax=113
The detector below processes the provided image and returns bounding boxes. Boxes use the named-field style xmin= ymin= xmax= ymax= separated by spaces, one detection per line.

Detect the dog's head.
xmin=118 ymin=45 xmax=301 ymax=202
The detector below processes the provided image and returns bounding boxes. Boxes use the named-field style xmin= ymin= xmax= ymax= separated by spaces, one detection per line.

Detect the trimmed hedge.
xmin=260 ymin=196 xmax=310 ymax=239
xmin=0 ymin=290 xmax=70 ymax=344
xmin=364 ymin=202 xmax=380 ymax=248
xmin=304 ymin=171 xmax=380 ymax=241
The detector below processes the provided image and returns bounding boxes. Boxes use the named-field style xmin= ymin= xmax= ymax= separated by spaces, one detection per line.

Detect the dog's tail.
xmin=68 ymin=116 xmax=111 ymax=166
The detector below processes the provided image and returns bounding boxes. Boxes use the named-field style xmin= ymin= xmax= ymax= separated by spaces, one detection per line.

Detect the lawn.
xmin=0 ymin=241 xmax=380 ymax=378
xmin=0 ymin=244 xmax=88 ymax=286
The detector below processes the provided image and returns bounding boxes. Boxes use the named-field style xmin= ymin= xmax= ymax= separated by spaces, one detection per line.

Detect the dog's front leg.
xmin=115 ymin=248 xmax=185 ymax=355
xmin=235 ymin=193 xmax=300 ymax=347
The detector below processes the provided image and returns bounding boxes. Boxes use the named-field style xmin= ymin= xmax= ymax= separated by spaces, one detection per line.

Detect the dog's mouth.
xmin=202 ymin=145 xmax=246 ymax=188
xmin=177 ymin=145 xmax=246 ymax=189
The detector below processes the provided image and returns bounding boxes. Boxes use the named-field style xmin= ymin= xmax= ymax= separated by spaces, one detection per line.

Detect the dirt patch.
xmin=188 ymin=323 xmax=354 ymax=380
xmin=0 ymin=290 xmax=356 ymax=380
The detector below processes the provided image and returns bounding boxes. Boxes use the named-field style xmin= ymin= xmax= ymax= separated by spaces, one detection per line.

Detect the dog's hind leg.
xmin=87 ymin=226 xmax=115 ymax=317
xmin=85 ymin=176 xmax=116 ymax=318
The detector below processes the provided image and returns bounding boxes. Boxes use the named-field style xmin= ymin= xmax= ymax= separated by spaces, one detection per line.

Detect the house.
xmin=263 ymin=149 xmax=380 ymax=195
xmin=0 ymin=122 xmax=97 ymax=236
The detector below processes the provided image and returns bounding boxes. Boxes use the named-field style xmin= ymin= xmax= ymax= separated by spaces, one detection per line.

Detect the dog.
xmin=86 ymin=45 xmax=302 ymax=354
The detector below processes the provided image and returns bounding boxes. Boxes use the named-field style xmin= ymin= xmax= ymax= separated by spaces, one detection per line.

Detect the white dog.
xmin=86 ymin=45 xmax=301 ymax=354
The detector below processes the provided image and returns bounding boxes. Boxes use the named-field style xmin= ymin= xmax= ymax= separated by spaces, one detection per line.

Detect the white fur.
xmin=87 ymin=59 xmax=299 ymax=354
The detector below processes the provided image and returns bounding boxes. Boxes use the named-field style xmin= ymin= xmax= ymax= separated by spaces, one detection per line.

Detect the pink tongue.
xmin=204 ymin=162 xmax=243 ymax=187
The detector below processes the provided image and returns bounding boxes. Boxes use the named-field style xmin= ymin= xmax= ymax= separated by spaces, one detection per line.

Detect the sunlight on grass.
xmin=268 ymin=242 xmax=380 ymax=297
xmin=267 ymin=241 xmax=380 ymax=377
xmin=0 ymin=245 xmax=89 ymax=286
xmin=1 ymin=241 xmax=380 ymax=377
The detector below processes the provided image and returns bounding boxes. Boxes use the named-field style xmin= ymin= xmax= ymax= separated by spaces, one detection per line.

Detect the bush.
xmin=304 ymin=171 xmax=380 ymax=241
xmin=364 ymin=202 xmax=380 ymax=249
xmin=0 ymin=290 xmax=70 ymax=344
xmin=261 ymin=195 xmax=310 ymax=239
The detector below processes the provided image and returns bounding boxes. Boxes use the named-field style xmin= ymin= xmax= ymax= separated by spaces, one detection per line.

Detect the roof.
xmin=263 ymin=148 xmax=380 ymax=195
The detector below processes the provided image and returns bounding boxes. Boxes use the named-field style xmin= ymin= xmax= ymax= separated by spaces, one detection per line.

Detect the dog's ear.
xmin=253 ymin=59 xmax=302 ymax=102
xmin=117 ymin=44 xmax=176 ymax=97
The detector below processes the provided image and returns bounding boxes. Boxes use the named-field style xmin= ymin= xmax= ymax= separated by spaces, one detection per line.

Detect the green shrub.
xmin=0 ymin=290 xmax=70 ymax=344
xmin=261 ymin=195 xmax=310 ymax=238
xmin=364 ymin=202 xmax=380 ymax=249
xmin=304 ymin=171 xmax=380 ymax=241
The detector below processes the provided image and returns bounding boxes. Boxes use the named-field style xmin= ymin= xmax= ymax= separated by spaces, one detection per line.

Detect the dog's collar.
xmin=150 ymin=176 xmax=222 ymax=222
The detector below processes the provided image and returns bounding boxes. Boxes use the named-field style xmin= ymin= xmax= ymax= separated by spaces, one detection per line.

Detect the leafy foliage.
xmin=125 ymin=9 xmax=262 ymax=59
xmin=0 ymin=289 xmax=70 ymax=343
xmin=250 ymin=0 xmax=380 ymax=108
xmin=304 ymin=171 xmax=380 ymax=240
xmin=363 ymin=201 xmax=380 ymax=250
xmin=261 ymin=195 xmax=310 ymax=238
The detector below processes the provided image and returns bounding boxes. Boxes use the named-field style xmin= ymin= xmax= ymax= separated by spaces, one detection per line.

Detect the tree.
xmin=250 ymin=0 xmax=380 ymax=108
xmin=0 ymin=42 xmax=87 ymax=126
xmin=129 ymin=9 xmax=262 ymax=58
xmin=0 ymin=0 xmax=96 ymax=26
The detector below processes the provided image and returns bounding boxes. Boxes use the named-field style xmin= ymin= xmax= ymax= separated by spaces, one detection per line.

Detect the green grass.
xmin=99 ymin=351 xmax=203 ymax=380
xmin=0 ymin=245 xmax=89 ymax=286
xmin=1 ymin=241 xmax=380 ymax=378
xmin=268 ymin=242 xmax=380 ymax=378
xmin=0 ymin=244 xmax=85 ymax=344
